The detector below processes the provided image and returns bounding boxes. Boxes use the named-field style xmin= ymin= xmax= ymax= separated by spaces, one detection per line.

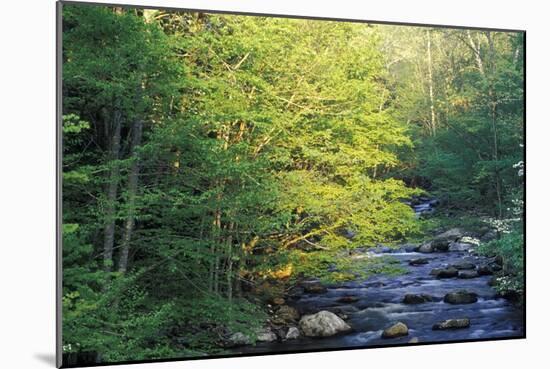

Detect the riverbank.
xmin=227 ymin=225 xmax=524 ymax=353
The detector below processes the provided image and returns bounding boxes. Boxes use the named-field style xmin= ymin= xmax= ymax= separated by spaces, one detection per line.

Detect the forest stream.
xmin=232 ymin=199 xmax=524 ymax=354
xmin=60 ymin=6 xmax=525 ymax=365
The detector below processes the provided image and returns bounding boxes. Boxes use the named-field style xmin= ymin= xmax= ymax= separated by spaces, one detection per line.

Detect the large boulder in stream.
xmin=417 ymin=242 xmax=434 ymax=253
xmin=433 ymin=318 xmax=471 ymax=330
xmin=299 ymin=311 xmax=352 ymax=337
xmin=458 ymin=270 xmax=479 ymax=279
xmin=381 ymin=322 xmax=409 ymax=339
xmin=403 ymin=294 xmax=433 ymax=304
xmin=444 ymin=290 xmax=478 ymax=304
xmin=403 ymin=244 xmax=419 ymax=252
xmin=434 ymin=228 xmax=465 ymax=242
xmin=431 ymin=238 xmax=451 ymax=252
xmin=418 ymin=229 xmax=466 ymax=253
xmin=477 ymin=265 xmax=494 ymax=276
xmin=431 ymin=267 xmax=459 ymax=278
xmin=449 ymin=241 xmax=472 ymax=252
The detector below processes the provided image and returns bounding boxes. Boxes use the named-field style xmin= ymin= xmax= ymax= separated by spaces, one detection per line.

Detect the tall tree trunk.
xmin=213 ymin=209 xmax=221 ymax=294
xmin=103 ymin=109 xmax=122 ymax=272
xmin=491 ymin=100 xmax=503 ymax=218
xmin=226 ymin=222 xmax=235 ymax=302
xmin=118 ymin=116 xmax=143 ymax=273
xmin=467 ymin=30 xmax=485 ymax=76
xmin=485 ymin=32 xmax=503 ymax=218
xmin=426 ymin=30 xmax=436 ymax=136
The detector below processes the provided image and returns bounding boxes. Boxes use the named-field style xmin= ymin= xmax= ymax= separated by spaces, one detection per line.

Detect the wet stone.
xmin=382 ymin=322 xmax=409 ymax=339
xmin=403 ymin=293 xmax=433 ymax=304
xmin=444 ymin=290 xmax=478 ymax=304
xmin=409 ymin=258 xmax=430 ymax=266
xmin=433 ymin=318 xmax=470 ymax=330
xmin=458 ymin=270 xmax=479 ymax=279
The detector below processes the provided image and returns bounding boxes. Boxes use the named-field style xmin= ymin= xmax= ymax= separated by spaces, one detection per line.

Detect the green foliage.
xmin=286 ymin=250 xmax=406 ymax=283
xmin=478 ymin=228 xmax=524 ymax=293
xmin=385 ymin=30 xmax=524 ymax=215
xmin=61 ymin=3 xmax=524 ymax=364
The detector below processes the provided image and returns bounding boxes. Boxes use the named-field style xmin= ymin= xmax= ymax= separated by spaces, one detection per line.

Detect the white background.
xmin=1 ymin=0 xmax=547 ymax=368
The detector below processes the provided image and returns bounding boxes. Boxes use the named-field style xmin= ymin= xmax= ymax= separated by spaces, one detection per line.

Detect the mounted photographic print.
xmin=57 ymin=1 xmax=526 ymax=367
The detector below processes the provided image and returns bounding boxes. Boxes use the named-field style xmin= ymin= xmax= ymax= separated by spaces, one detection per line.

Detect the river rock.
xmin=299 ymin=311 xmax=352 ymax=337
xmin=403 ymin=244 xmax=419 ymax=252
xmin=417 ymin=242 xmax=434 ymax=253
xmin=303 ymin=282 xmax=327 ymax=294
xmin=458 ymin=270 xmax=479 ymax=279
xmin=444 ymin=290 xmax=478 ymax=304
xmin=273 ymin=305 xmax=300 ymax=324
xmin=449 ymin=241 xmax=473 ymax=252
xmin=433 ymin=318 xmax=470 ymax=330
xmin=408 ymin=337 xmax=420 ymax=343
xmin=227 ymin=332 xmax=252 ymax=346
xmin=337 ymin=296 xmax=359 ymax=303
xmin=432 ymin=238 xmax=451 ymax=252
xmin=381 ymin=322 xmax=409 ymax=339
xmin=431 ymin=267 xmax=458 ymax=278
xmin=477 ymin=265 xmax=494 ymax=275
xmin=434 ymin=228 xmax=464 ymax=242
xmin=409 ymin=258 xmax=430 ymax=266
xmin=372 ymin=245 xmax=392 ymax=254
xmin=403 ymin=293 xmax=433 ymax=304
xmin=256 ymin=328 xmax=277 ymax=342
xmin=285 ymin=326 xmax=300 ymax=340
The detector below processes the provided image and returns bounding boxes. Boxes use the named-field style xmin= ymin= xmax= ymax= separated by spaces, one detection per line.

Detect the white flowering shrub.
xmin=478 ymin=229 xmax=524 ymax=295
xmin=513 ymin=160 xmax=524 ymax=177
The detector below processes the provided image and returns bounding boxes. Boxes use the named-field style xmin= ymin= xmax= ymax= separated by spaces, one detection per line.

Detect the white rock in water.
xmin=256 ymin=328 xmax=277 ymax=342
xmin=285 ymin=326 xmax=300 ymax=340
xmin=227 ymin=332 xmax=251 ymax=346
xmin=299 ymin=310 xmax=351 ymax=337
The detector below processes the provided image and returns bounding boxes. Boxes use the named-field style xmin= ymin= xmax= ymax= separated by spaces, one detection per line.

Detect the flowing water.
xmin=234 ymin=199 xmax=524 ymax=354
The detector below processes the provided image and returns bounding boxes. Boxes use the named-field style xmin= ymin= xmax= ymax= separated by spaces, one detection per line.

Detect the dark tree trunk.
xmin=103 ymin=110 xmax=122 ymax=272
xmin=118 ymin=116 xmax=143 ymax=273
